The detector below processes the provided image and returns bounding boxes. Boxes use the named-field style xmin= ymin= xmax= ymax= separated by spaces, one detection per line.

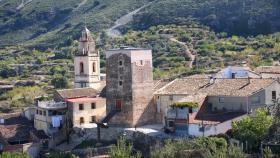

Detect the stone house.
xmin=34 ymin=101 xmax=66 ymax=135
xmin=54 ymin=87 xmax=106 ymax=128
xmin=154 ymin=77 xmax=280 ymax=136
xmin=66 ymin=97 xmax=106 ymax=128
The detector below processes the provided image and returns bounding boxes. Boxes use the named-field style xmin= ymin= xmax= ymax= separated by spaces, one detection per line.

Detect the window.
xmin=92 ymin=62 xmax=96 ymax=73
xmin=219 ymin=97 xmax=225 ymax=103
xmin=140 ymin=60 xmax=143 ymax=65
xmin=79 ymin=104 xmax=84 ymax=110
xmin=43 ymin=111 xmax=46 ymax=116
xmin=36 ymin=110 xmax=38 ymax=114
xmin=80 ymin=82 xmax=86 ymax=88
xmin=272 ymin=91 xmax=277 ymax=100
xmin=119 ymin=81 xmax=123 ymax=86
xmin=169 ymin=95 xmax=173 ymax=101
xmin=119 ymin=60 xmax=123 ymax=66
xmin=80 ymin=117 xmax=84 ymax=124
xmin=91 ymin=103 xmax=96 ymax=109
xmin=91 ymin=116 xmax=96 ymax=123
xmin=80 ymin=62 xmax=84 ymax=74
xmin=39 ymin=110 xmax=42 ymax=115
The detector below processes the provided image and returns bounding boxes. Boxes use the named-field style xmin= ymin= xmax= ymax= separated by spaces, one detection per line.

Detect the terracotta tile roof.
xmin=193 ymin=111 xmax=246 ymax=125
xmin=155 ymin=78 xmax=276 ymax=97
xmin=255 ymin=66 xmax=280 ymax=74
xmin=56 ymin=88 xmax=99 ymax=99
xmin=155 ymin=78 xmax=209 ymax=95
xmin=66 ymin=97 xmax=103 ymax=103
xmin=153 ymin=80 xmax=170 ymax=92
xmin=206 ymin=78 xmax=275 ymax=96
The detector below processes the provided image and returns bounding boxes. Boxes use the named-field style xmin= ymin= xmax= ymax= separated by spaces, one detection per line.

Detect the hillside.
xmin=1 ymin=0 xmax=280 ymax=47
xmin=0 ymin=0 xmax=150 ymax=47
xmin=131 ymin=0 xmax=280 ymax=36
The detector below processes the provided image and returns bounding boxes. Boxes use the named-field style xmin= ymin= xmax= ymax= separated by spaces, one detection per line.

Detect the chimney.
xmin=209 ymin=76 xmax=215 ymax=84
xmin=247 ymin=77 xmax=251 ymax=84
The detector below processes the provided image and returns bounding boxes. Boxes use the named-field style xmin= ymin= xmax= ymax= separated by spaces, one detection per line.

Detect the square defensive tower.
xmin=105 ymin=47 xmax=156 ymax=127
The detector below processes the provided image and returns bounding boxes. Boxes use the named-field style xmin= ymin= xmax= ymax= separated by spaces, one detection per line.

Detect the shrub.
xmin=170 ymin=102 xmax=199 ymax=108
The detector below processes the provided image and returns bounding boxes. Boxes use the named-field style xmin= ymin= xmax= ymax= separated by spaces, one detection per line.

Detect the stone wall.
xmin=72 ymin=127 xmax=159 ymax=158
xmin=131 ymin=61 xmax=155 ymax=126
xmin=106 ymin=50 xmax=156 ymax=127
xmin=106 ymin=53 xmax=133 ymax=126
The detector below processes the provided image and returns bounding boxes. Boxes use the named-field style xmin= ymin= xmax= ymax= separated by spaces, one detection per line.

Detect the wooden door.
xmin=115 ymin=99 xmax=122 ymax=111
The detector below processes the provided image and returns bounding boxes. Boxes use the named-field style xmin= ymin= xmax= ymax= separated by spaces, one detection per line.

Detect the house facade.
xmin=34 ymin=101 xmax=67 ymax=135
xmin=155 ymin=77 xmax=280 ymax=136
xmin=66 ymin=97 xmax=106 ymax=128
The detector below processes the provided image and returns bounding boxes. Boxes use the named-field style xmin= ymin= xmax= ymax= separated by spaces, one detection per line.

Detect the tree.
xmin=109 ymin=137 xmax=141 ymax=158
xmin=51 ymin=75 xmax=69 ymax=89
xmin=0 ymin=152 xmax=30 ymax=158
xmin=232 ymin=108 xmax=273 ymax=150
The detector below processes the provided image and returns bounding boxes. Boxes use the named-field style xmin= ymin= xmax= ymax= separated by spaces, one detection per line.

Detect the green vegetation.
xmin=131 ymin=0 xmax=280 ymax=36
xmin=6 ymin=86 xmax=45 ymax=108
xmin=108 ymin=25 xmax=280 ymax=78
xmin=171 ymin=102 xmax=198 ymax=108
xmin=232 ymin=108 xmax=273 ymax=151
xmin=0 ymin=152 xmax=30 ymax=158
xmin=109 ymin=137 xmax=141 ymax=158
xmin=264 ymin=147 xmax=273 ymax=158
xmin=0 ymin=0 xmax=150 ymax=47
xmin=151 ymin=137 xmax=245 ymax=158
xmin=51 ymin=75 xmax=70 ymax=89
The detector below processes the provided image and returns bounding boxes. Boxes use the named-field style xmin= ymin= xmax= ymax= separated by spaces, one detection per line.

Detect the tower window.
xmin=92 ymin=62 xmax=96 ymax=73
xmin=140 ymin=60 xmax=143 ymax=65
xmin=119 ymin=81 xmax=123 ymax=86
xmin=79 ymin=104 xmax=84 ymax=110
xmin=80 ymin=62 xmax=84 ymax=74
xmin=119 ymin=60 xmax=123 ymax=66
xmin=80 ymin=117 xmax=84 ymax=124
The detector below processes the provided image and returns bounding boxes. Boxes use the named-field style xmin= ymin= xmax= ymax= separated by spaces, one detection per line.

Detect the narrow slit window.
xmin=80 ymin=62 xmax=84 ymax=74
xmin=92 ymin=62 xmax=96 ymax=73
xmin=119 ymin=81 xmax=123 ymax=86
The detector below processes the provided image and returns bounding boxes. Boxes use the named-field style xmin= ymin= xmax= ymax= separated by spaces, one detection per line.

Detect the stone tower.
xmin=106 ymin=48 xmax=156 ymax=127
xmin=74 ymin=27 xmax=101 ymax=89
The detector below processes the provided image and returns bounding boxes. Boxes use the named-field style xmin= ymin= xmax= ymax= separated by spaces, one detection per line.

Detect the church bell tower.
xmin=74 ymin=27 xmax=100 ymax=89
